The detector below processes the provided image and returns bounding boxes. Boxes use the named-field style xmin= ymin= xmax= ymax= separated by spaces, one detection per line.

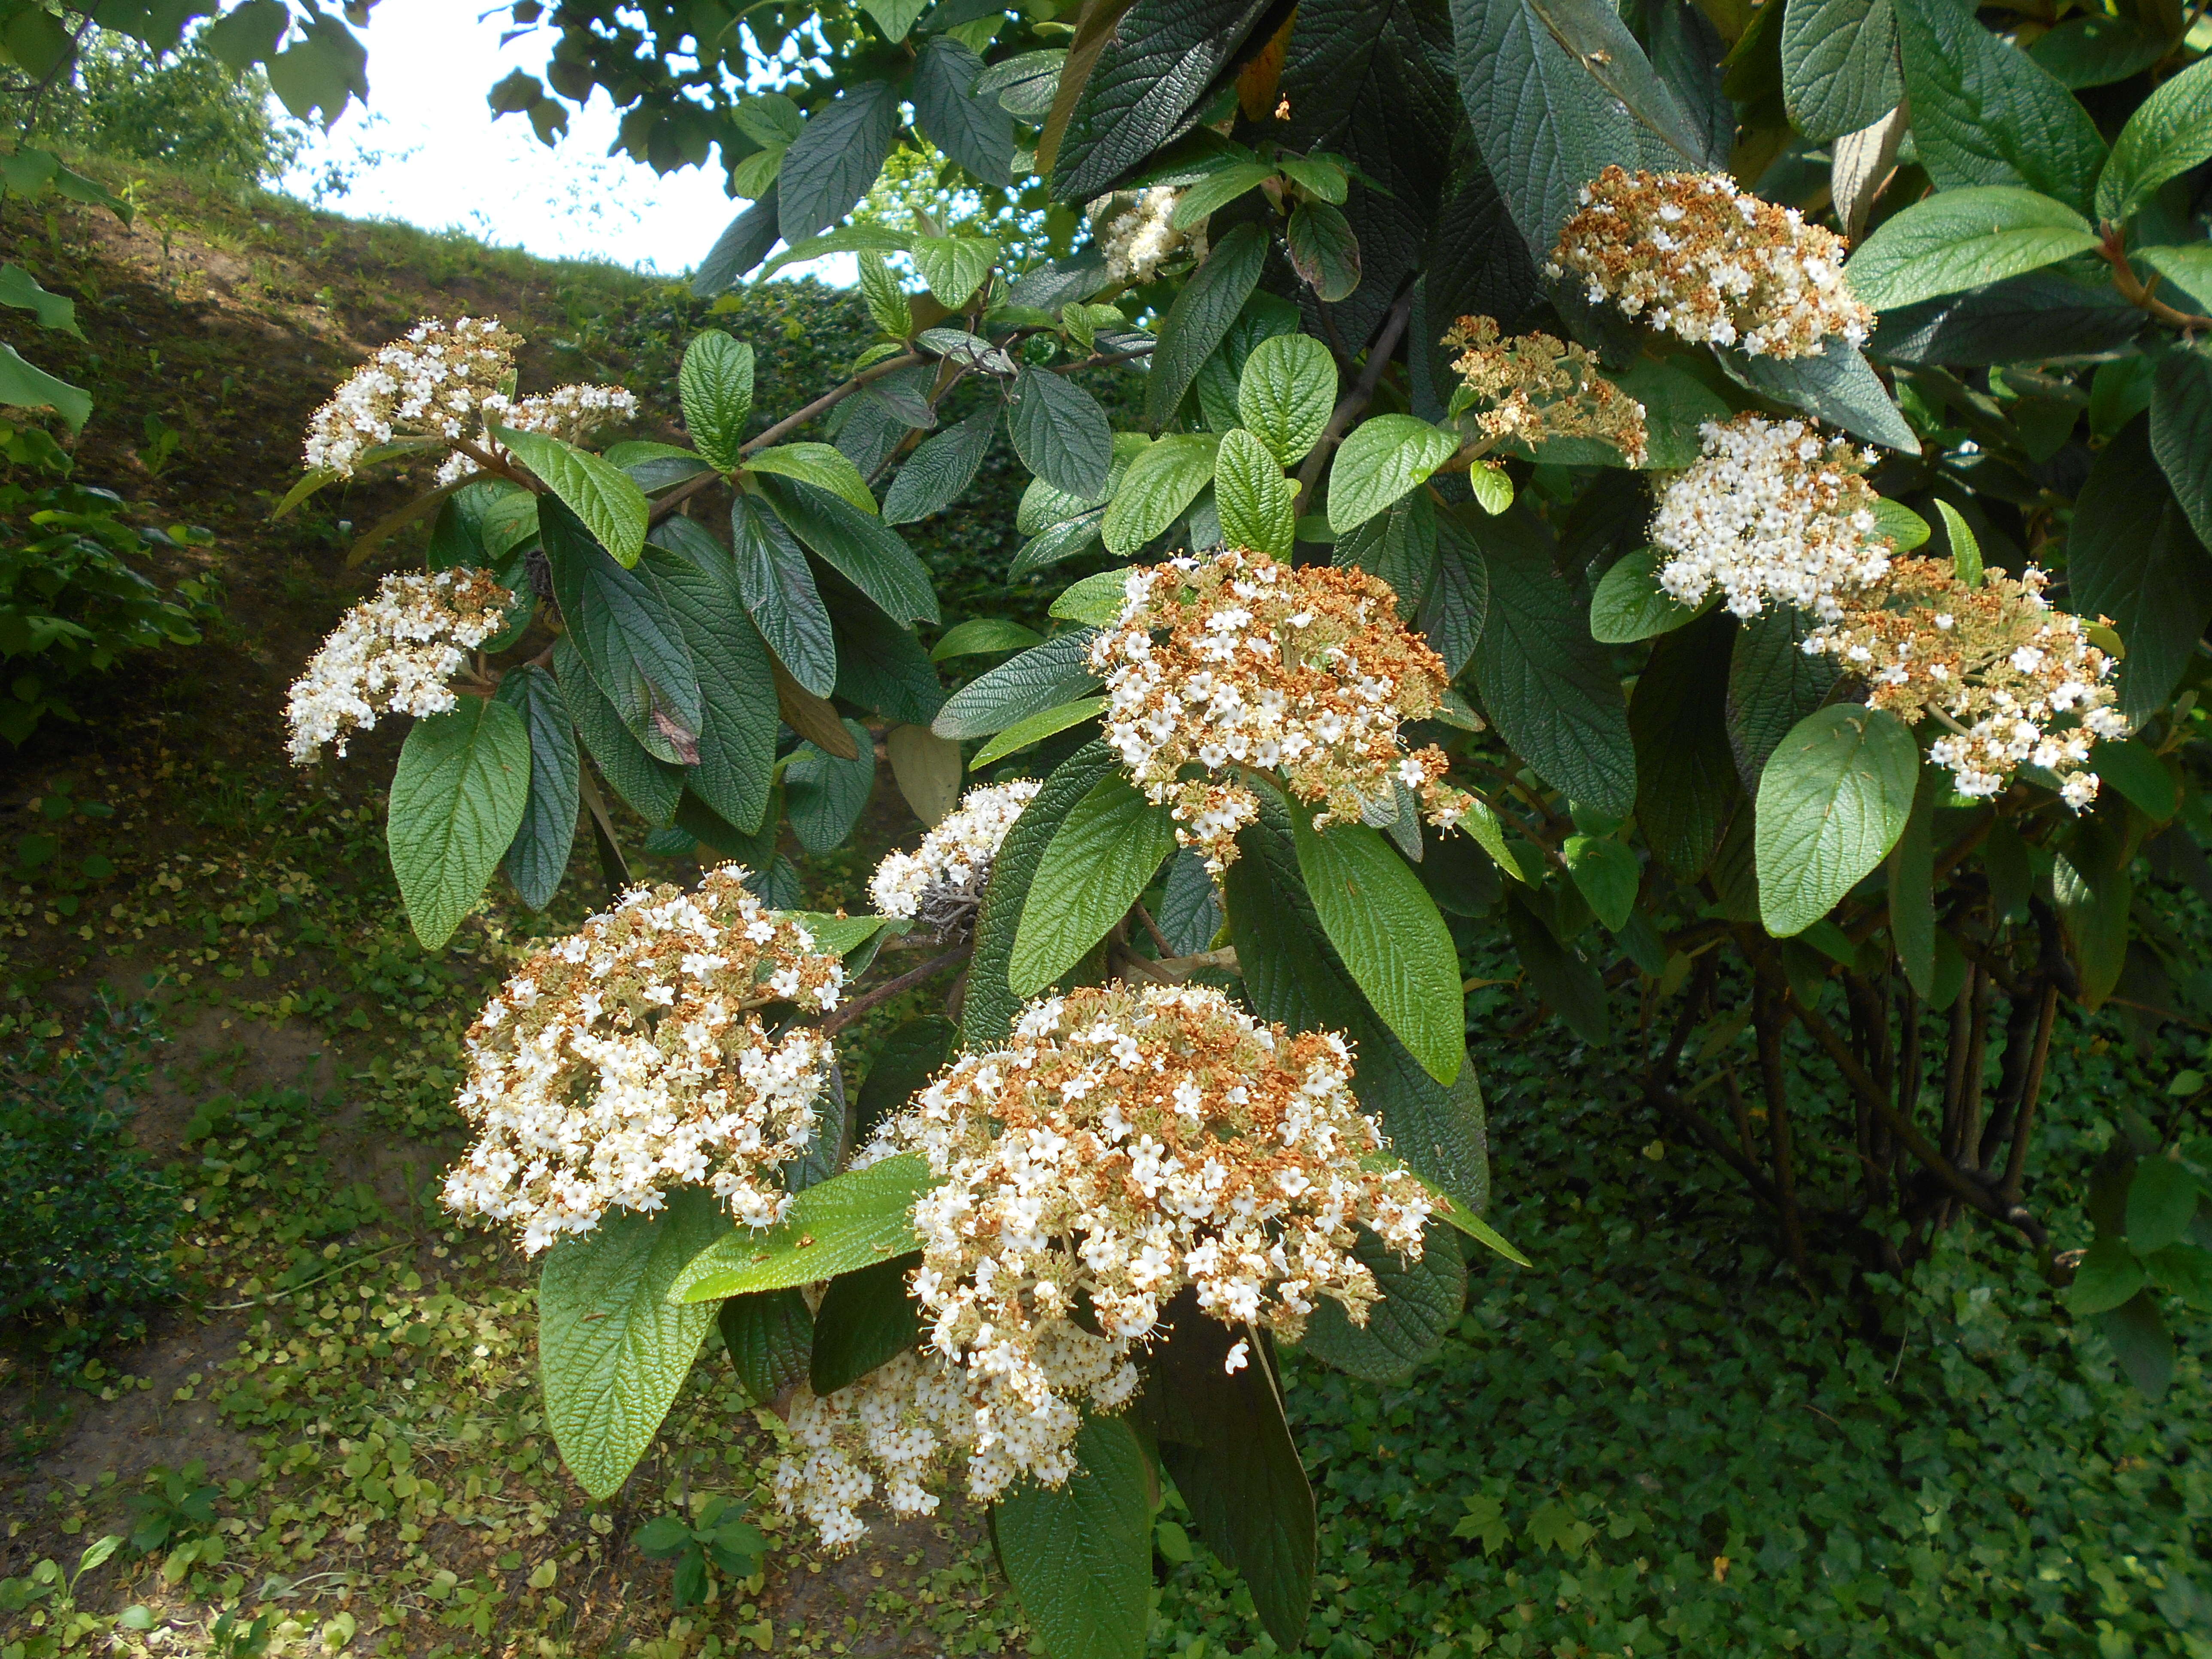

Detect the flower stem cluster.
xmin=435 ymin=382 xmax=640 ymax=486
xmin=283 ymin=568 xmax=515 ymax=763
xmin=1650 ymin=414 xmax=1892 ymax=622
xmin=1443 ymin=315 xmax=1649 ymax=465
xmin=775 ymin=983 xmax=1428 ymax=1547
xmin=1090 ymin=186 xmax=1204 ymax=288
xmin=304 ymin=316 xmax=521 ymax=477
xmin=867 ymin=780 xmax=1041 ymax=938
xmin=1805 ymin=558 xmax=2125 ymax=808
xmin=1090 ymin=549 xmax=1472 ymax=870
xmin=441 ymin=866 xmax=847 ymax=1254
xmin=1550 ymin=167 xmax=1875 ymax=359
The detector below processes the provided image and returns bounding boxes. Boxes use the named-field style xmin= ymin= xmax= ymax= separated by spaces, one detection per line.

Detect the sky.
xmin=275 ymin=0 xmax=854 ymax=283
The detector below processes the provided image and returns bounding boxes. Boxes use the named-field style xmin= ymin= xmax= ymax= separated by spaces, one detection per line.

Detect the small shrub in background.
xmin=0 ymin=436 xmax=221 ymax=744
xmin=0 ymin=998 xmax=181 ymax=1363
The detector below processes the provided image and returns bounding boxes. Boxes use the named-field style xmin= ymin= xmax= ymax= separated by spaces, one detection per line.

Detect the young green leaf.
xmin=969 ymin=697 xmax=1109 ymax=769
xmin=1145 ymin=221 xmax=1268 ymax=429
xmin=857 ymin=251 xmax=912 ymax=337
xmin=386 ymin=699 xmax=532 ymax=950
xmin=494 ymin=424 xmax=650 ymax=566
xmin=1562 ymin=835 xmax=1638 ymax=931
xmin=1292 ymin=813 xmax=1465 ymax=1085
xmin=1237 ymin=332 xmax=1337 ymax=466
xmin=745 ymin=442 xmax=878 ymax=514
xmin=1101 ymin=433 xmax=1220 ymax=555
xmin=538 ymin=1188 xmax=728 ymax=1501
xmin=1047 ymin=567 xmax=1134 ymax=626
xmin=1171 ymin=160 xmax=1278 ymax=227
xmin=1753 ymin=705 xmax=1920 ymax=938
xmin=671 ymin=1153 xmax=935 ymax=1302
xmin=2096 ymin=56 xmax=2212 ymax=226
xmin=1589 ymin=548 xmax=1707 ymax=643
xmin=1932 ymin=498 xmax=1983 ymax=586
xmin=1008 ymin=772 xmax=1176 ymax=997
xmin=1328 ymin=415 xmax=1459 ymax=535
xmin=1214 ymin=426 xmax=1296 ymax=556
xmin=908 ymin=234 xmax=1001 ymax=308
xmin=932 ymin=617 xmax=1047 ymax=660
xmin=678 ymin=330 xmax=755 ymax=471
xmin=1845 ymin=186 xmax=2099 ymax=313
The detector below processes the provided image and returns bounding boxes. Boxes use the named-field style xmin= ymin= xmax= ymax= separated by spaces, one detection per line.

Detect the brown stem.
xmin=1292 ymin=282 xmax=1419 ymax=520
xmin=1130 ymin=898 xmax=1176 ymax=959
xmin=1649 ymin=1082 xmax=1782 ymax=1208
xmin=1958 ymin=969 xmax=1993 ymax=1174
xmin=2100 ymin=228 xmax=2212 ymax=330
xmin=2000 ymin=982 xmax=2059 ymax=1204
xmin=743 ymin=351 xmax=926 ymax=456
xmin=1052 ymin=344 xmax=1156 ymax=373
xmin=815 ymin=948 xmax=970 ymax=1036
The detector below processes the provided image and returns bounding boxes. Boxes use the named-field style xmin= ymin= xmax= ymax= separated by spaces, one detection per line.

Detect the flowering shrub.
xmin=264 ymin=1 xmax=2212 ymax=1651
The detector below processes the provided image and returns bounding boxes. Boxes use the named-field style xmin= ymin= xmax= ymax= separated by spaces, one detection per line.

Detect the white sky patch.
xmin=275 ymin=0 xmax=855 ymax=285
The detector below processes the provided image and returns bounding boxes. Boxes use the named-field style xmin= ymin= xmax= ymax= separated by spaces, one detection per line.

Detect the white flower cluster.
xmin=867 ymin=780 xmax=1041 ymax=930
xmin=1091 ymin=186 xmax=1203 ymax=288
xmin=1549 ymin=167 xmax=1875 ymax=359
xmin=1090 ymin=548 xmax=1471 ymax=870
xmin=283 ymin=568 xmax=515 ymax=764
xmin=1804 ymin=558 xmax=2125 ymax=808
xmin=775 ymin=983 xmax=1430 ymax=1547
xmin=441 ymin=866 xmax=847 ymax=1254
xmin=435 ymin=382 xmax=640 ymax=486
xmin=1650 ymin=415 xmax=1893 ymax=622
xmin=304 ymin=316 xmax=520 ymax=477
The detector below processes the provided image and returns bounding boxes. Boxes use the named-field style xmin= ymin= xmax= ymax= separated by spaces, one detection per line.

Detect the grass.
xmin=0 ymin=151 xmax=2206 ymax=1659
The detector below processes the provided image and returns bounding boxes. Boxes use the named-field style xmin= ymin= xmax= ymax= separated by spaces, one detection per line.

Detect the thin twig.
xmin=1292 ymin=283 xmax=1418 ymax=520
xmin=814 ymin=948 xmax=969 ymax=1035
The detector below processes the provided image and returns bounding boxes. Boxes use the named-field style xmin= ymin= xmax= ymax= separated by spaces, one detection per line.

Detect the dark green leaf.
xmin=1468 ymin=507 xmax=1636 ymax=817
xmin=933 ymin=631 xmax=1103 ymax=739
xmin=1144 ymin=222 xmax=1269 ymax=429
xmin=993 ymin=1413 xmax=1152 ymax=1659
xmin=1716 ymin=344 xmax=1920 ymax=453
xmin=1009 ymin=367 xmax=1113 ymax=501
xmin=1297 ymin=1219 xmax=1468 ymax=1380
xmin=1887 ymin=765 xmax=1940 ymax=1000
xmin=2091 ymin=1289 xmax=2174 ymax=1399
xmin=730 ymin=493 xmax=838 ymax=697
xmin=541 ymin=498 xmax=703 ymax=763
xmin=1727 ymin=605 xmax=1837 ymax=790
xmin=717 ymin=1290 xmax=814 ymax=1404
xmin=1150 ymin=1305 xmax=1316 ymax=1651
xmin=1525 ymin=0 xmax=1712 ymax=162
xmin=2096 ymin=55 xmax=2212 ymax=225
xmin=966 ymin=743 xmax=1120 ymax=1048
xmin=693 ymin=188 xmax=783 ymax=296
xmin=644 ymin=520 xmax=778 ymax=835
xmin=912 ymin=35 xmax=1015 ymax=187
xmin=2151 ymin=340 xmax=2212 ymax=551
xmin=1504 ymin=889 xmax=1609 ymax=1044
xmin=884 ymin=405 xmax=1000 ymax=526
xmin=1158 ymin=847 xmax=1223 ymax=954
xmin=1051 ymin=0 xmax=1282 ymax=201
xmin=759 ymin=476 xmax=939 ymax=626
xmin=1009 ymin=772 xmax=1177 ymax=997
xmin=2069 ymin=1235 xmax=2148 ymax=1316
xmin=1894 ymin=0 xmax=2106 ymax=216
xmin=494 ymin=665 xmax=580 ymax=912
xmin=539 ymin=1190 xmax=727 ymax=1501
xmin=1631 ymin=611 xmax=1740 ymax=881
xmin=1781 ymin=0 xmax=1901 ymax=141
xmin=810 ymin=1254 xmax=923 ymax=1394
xmin=1866 ymin=269 xmax=2145 ymax=366
xmin=555 ymin=636 xmax=683 ymax=826
xmin=1293 ymin=811 xmax=1465 ymax=1085
xmin=386 ymin=699 xmax=532 ymax=950
xmin=2070 ymin=414 xmax=2212 ymax=724
xmin=1754 ymin=705 xmax=1920 ymax=937
xmin=778 ymin=82 xmax=900 ymax=242
xmin=1286 ymin=199 xmax=1362 ymax=302
xmin=2027 ymin=12 xmax=2172 ymax=90
xmin=1227 ymin=799 xmax=1491 ymax=1211
xmin=854 ymin=1016 xmax=960 ymax=1143
xmin=785 ymin=718 xmax=878 ymax=854
xmin=1420 ymin=505 xmax=1490 ymax=679
xmin=826 ymin=583 xmax=948 ymax=724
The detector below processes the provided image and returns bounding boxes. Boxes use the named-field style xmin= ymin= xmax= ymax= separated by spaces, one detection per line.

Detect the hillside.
xmin=0 ymin=161 xmax=1035 ymax=1659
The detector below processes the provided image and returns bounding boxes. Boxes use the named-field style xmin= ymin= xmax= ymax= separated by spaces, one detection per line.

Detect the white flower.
xmin=440 ymin=866 xmax=846 ymax=1252
xmin=284 ymin=568 xmax=514 ymax=763
xmin=304 ymin=316 xmax=520 ymax=477
xmin=436 ymin=382 xmax=640 ymax=486
xmin=1650 ymin=414 xmax=1892 ymax=622
xmin=778 ymin=983 xmax=1430 ymax=1546
xmin=869 ymin=781 xmax=1043 ymax=924
xmin=1090 ymin=187 xmax=1205 ymax=287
